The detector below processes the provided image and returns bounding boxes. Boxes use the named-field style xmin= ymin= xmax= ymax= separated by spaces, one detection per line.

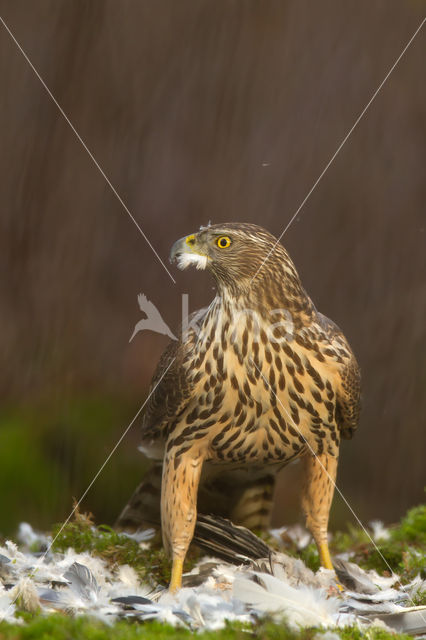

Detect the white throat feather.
xmin=177 ymin=253 xmax=208 ymax=271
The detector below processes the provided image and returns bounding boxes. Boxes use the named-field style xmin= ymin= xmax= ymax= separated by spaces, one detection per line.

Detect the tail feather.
xmin=198 ymin=470 xmax=275 ymax=531
xmin=115 ymin=463 xmax=162 ymax=530
xmin=193 ymin=514 xmax=271 ymax=564
xmin=116 ymin=464 xmax=276 ymax=534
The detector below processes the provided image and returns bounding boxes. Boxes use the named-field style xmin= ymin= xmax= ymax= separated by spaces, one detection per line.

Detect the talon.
xmin=318 ymin=542 xmax=344 ymax=591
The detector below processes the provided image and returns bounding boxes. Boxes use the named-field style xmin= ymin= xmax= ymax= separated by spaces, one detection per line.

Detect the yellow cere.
xmin=185 ymin=234 xmax=196 ymax=246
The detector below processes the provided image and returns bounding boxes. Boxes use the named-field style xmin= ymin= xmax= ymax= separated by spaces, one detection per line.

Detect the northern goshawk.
xmin=118 ymin=223 xmax=361 ymax=592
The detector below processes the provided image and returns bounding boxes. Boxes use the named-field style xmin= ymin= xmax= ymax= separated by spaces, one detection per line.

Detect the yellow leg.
xmin=169 ymin=556 xmax=184 ymax=593
xmin=161 ymin=450 xmax=204 ymax=593
xmin=301 ymin=452 xmax=339 ymax=573
xmin=319 ymin=541 xmax=344 ymax=591
xmin=318 ymin=541 xmax=334 ymax=570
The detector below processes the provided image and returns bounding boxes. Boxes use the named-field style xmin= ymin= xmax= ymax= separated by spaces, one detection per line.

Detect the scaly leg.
xmin=161 ymin=449 xmax=203 ymax=592
xmin=301 ymin=452 xmax=338 ymax=571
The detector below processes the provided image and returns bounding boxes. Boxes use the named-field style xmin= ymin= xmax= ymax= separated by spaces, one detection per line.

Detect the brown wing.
xmin=317 ymin=312 xmax=361 ymax=440
xmin=141 ymin=340 xmax=189 ymax=433
xmin=116 ymin=308 xmax=210 ymax=528
xmin=336 ymin=357 xmax=361 ymax=439
xmin=141 ymin=307 xmax=208 ymax=442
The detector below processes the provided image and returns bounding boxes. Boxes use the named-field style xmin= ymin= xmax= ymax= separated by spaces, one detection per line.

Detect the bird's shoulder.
xmin=140 ymin=306 xmax=209 ymax=440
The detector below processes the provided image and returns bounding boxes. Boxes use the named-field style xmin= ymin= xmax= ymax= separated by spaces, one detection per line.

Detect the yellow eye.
xmin=216 ymin=236 xmax=232 ymax=249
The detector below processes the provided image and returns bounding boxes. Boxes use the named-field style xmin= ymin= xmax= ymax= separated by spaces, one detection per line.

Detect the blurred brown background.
xmin=0 ymin=1 xmax=425 ymax=536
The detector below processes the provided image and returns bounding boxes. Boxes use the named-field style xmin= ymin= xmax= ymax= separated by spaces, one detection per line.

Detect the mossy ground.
xmin=0 ymin=615 xmax=413 ymax=640
xmin=1 ymin=505 xmax=424 ymax=637
xmin=268 ymin=504 xmax=426 ymax=589
xmin=50 ymin=506 xmax=200 ymax=588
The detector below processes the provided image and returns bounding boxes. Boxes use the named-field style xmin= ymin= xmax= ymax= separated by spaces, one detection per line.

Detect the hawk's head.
xmin=170 ymin=223 xmax=294 ymax=290
xmin=171 ymin=222 xmax=312 ymax=320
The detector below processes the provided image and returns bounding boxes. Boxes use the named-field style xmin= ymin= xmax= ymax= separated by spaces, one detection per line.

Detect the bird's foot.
xmin=319 ymin=542 xmax=344 ymax=592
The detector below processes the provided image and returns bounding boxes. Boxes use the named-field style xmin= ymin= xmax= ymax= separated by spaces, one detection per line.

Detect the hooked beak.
xmin=169 ymin=234 xmax=209 ymax=271
xmin=169 ymin=235 xmax=193 ymax=264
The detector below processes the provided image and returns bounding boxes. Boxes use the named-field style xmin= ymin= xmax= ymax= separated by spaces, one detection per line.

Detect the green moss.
xmin=390 ymin=504 xmax=426 ymax=547
xmin=296 ymin=544 xmax=320 ymax=573
xmin=0 ymin=616 xmax=188 ymax=640
xmin=325 ymin=504 xmax=426 ymax=581
xmin=400 ymin=547 xmax=426 ymax=581
xmin=336 ymin=627 xmax=411 ymax=640
xmin=262 ymin=505 xmax=426 ymax=579
xmin=0 ymin=616 xmax=412 ymax=640
xmin=52 ymin=519 xmax=171 ymax=587
xmin=51 ymin=515 xmax=200 ymax=588
xmin=331 ymin=525 xmax=371 ymax=554
xmin=0 ymin=616 xmax=253 ymax=640
xmin=411 ymin=587 xmax=426 ymax=606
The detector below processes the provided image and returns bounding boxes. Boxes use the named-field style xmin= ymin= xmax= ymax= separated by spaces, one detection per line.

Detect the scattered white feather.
xmin=119 ymin=529 xmax=155 ymax=545
xmin=402 ymin=575 xmax=426 ymax=603
xmin=116 ymin=564 xmax=141 ymax=588
xmin=232 ymin=572 xmax=339 ymax=628
xmin=369 ymin=520 xmax=391 ymax=541
xmin=4 ymin=540 xmax=22 ymax=558
xmin=253 ymin=553 xmax=328 ymax=590
xmin=364 ymin=568 xmax=400 ymax=590
xmin=64 ymin=562 xmax=100 ymax=603
xmin=159 ymin=584 xmax=250 ymax=631
xmin=269 ymin=524 xmax=312 ymax=550
xmin=176 ymin=253 xmax=208 ymax=271
xmin=18 ymin=523 xmax=51 ymax=549
xmin=9 ymin=577 xmax=40 ymax=613
xmin=315 ymin=631 xmax=341 ymax=640
xmin=0 ymin=586 xmax=18 ymax=624
xmin=0 ymin=522 xmax=424 ymax=633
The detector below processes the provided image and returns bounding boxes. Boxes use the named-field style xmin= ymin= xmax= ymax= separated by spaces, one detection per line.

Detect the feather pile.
xmin=0 ymin=520 xmax=424 ymax=635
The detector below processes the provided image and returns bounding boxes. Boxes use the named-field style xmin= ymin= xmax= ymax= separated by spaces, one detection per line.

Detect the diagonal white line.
xmin=250 ymin=357 xmax=425 ymax=616
xmin=47 ymin=356 xmax=175 ymax=552
xmin=0 ymin=15 xmax=176 ymax=285
xmin=251 ymin=16 xmax=426 ymax=284
xmin=0 ymin=355 xmax=176 ymax=622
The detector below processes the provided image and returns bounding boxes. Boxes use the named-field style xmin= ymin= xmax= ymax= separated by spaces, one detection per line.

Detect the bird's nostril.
xmin=186 ymin=235 xmax=195 ymax=246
